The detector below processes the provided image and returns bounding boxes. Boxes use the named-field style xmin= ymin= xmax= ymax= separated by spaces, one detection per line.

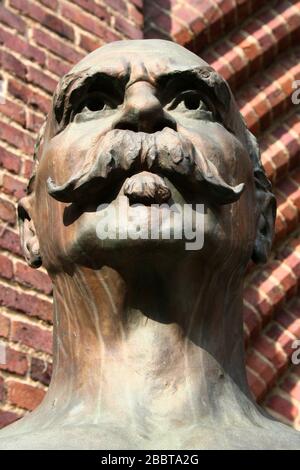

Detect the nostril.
xmin=116 ymin=121 xmax=138 ymax=132
xmin=152 ymin=117 xmax=177 ymax=133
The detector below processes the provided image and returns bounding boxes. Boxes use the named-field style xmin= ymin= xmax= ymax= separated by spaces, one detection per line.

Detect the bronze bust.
xmin=0 ymin=39 xmax=299 ymax=449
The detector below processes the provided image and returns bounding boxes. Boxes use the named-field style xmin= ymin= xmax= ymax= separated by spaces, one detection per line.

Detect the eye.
xmin=81 ymin=96 xmax=105 ymax=112
xmin=168 ymin=90 xmax=213 ymax=114
xmin=74 ymin=92 xmax=114 ymax=116
xmin=183 ymin=92 xmax=204 ymax=110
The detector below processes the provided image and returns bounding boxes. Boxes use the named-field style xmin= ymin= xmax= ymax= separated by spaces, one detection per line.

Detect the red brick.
xmin=265 ymin=395 xmax=299 ymax=423
xmin=189 ymin=0 xmax=220 ymax=24
xmin=0 ymin=5 xmax=26 ymax=33
xmin=278 ymin=201 xmax=298 ymax=233
xmin=0 ymin=147 xmax=21 ymax=174
xmin=271 ymin=265 xmax=297 ymax=298
xmin=254 ymin=27 xmax=276 ymax=61
xmin=15 ymin=262 xmax=52 ymax=295
xmin=23 ymin=159 xmax=34 ymax=179
xmin=277 ymin=177 xmax=299 ymax=199
xmin=0 ymin=197 xmax=16 ymax=225
xmin=47 ymin=56 xmax=70 ymax=77
xmin=7 ymin=380 xmax=45 ymax=411
xmin=114 ymin=15 xmax=143 ymax=39
xmin=241 ymin=105 xmax=259 ymax=134
xmin=210 ymin=57 xmax=232 ymax=82
xmin=62 ymin=3 xmax=103 ymax=36
xmin=173 ymin=5 xmax=199 ymax=30
xmin=130 ymin=0 xmax=142 ymax=8
xmin=243 ymin=304 xmax=261 ymax=338
xmin=11 ymin=320 xmax=52 ymax=353
xmin=266 ymin=323 xmax=295 ymax=356
xmin=26 ymin=66 xmax=57 ymax=94
xmin=0 ymin=255 xmax=13 ymax=280
xmin=8 ymin=78 xmax=51 ymax=115
xmin=280 ymin=4 xmax=300 ymax=38
xmin=281 ymin=131 xmax=300 ymax=163
xmin=0 ymin=313 xmax=10 ymax=338
xmin=128 ymin=3 xmax=143 ymax=27
xmin=0 ymin=410 xmax=20 ymax=429
xmin=251 ymin=93 xmax=271 ymax=122
xmin=0 ymin=226 xmax=22 ymax=256
xmin=72 ymin=0 xmax=109 ymax=21
xmin=244 ymin=285 xmax=273 ymax=322
xmin=0 ymin=120 xmax=35 ymax=155
xmin=33 ymin=28 xmax=84 ymax=64
xmin=276 ymin=308 xmax=300 ymax=336
xmin=79 ymin=34 xmax=102 ymax=53
xmin=265 ymin=13 xmax=289 ymax=49
xmin=254 ymin=335 xmax=287 ymax=373
xmin=40 ymin=13 xmax=75 ymax=41
xmin=2 ymin=174 xmax=26 ymax=200
xmin=0 ymin=347 xmax=28 ymax=376
xmin=284 ymin=253 xmax=300 ymax=280
xmin=10 ymin=0 xmax=75 ymax=40
xmin=106 ymin=0 xmax=127 ymax=15
xmin=25 ymin=111 xmax=45 ymax=133
xmin=281 ymin=377 xmax=300 ymax=403
xmin=219 ymin=48 xmax=246 ymax=81
xmin=246 ymin=351 xmax=277 ymax=387
xmin=246 ymin=367 xmax=266 ymax=401
xmin=0 ymin=50 xmax=27 ymax=80
xmin=62 ymin=3 xmax=119 ymax=42
xmin=39 ymin=0 xmax=58 ymax=9
xmin=0 ymin=25 xmax=45 ymax=66
xmin=0 ymin=97 xmax=26 ymax=127
xmin=259 ymin=276 xmax=286 ymax=308
xmin=0 ymin=284 xmax=53 ymax=323
xmin=0 ymin=376 xmax=4 ymax=402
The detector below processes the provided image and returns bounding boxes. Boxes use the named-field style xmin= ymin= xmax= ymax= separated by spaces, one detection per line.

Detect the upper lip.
xmin=47 ymin=128 xmax=245 ymax=207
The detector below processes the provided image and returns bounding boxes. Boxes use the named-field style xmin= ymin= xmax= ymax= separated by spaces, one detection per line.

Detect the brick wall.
xmin=0 ymin=0 xmax=299 ymax=431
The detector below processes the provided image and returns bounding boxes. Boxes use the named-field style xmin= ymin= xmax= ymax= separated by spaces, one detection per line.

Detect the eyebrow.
xmin=54 ymin=68 xmax=129 ymax=124
xmin=156 ymin=66 xmax=231 ymax=110
xmin=53 ymin=64 xmax=231 ymax=129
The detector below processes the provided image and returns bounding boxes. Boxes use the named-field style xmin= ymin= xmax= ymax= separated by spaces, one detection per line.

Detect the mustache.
xmin=47 ymin=128 xmax=245 ymax=206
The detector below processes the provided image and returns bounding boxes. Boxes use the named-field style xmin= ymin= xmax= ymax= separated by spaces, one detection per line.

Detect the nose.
xmin=113 ymin=81 xmax=176 ymax=133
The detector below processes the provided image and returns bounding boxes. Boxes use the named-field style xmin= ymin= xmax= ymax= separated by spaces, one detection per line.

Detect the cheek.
xmin=178 ymin=121 xmax=257 ymax=258
xmin=45 ymin=117 xmax=115 ymax=186
xmin=178 ymin=121 xmax=252 ymax=186
xmin=33 ymin=160 xmax=77 ymax=272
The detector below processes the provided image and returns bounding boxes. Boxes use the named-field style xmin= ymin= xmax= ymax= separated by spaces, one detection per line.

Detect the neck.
xmin=38 ymin=251 xmax=259 ymax=431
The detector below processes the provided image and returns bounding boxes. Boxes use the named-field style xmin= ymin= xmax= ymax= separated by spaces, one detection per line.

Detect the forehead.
xmin=70 ymin=40 xmax=208 ymax=80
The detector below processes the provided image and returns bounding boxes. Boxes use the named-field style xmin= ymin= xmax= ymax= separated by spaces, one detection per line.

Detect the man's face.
xmin=31 ymin=40 xmax=257 ymax=273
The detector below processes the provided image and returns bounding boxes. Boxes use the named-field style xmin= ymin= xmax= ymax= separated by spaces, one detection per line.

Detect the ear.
xmin=18 ymin=195 xmax=42 ymax=268
xmin=251 ymin=183 xmax=277 ymax=264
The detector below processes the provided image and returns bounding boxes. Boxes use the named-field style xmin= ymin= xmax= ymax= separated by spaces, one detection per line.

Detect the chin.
xmin=59 ymin=207 xmax=223 ymax=272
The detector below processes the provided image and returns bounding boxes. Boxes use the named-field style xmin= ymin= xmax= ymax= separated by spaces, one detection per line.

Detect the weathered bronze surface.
xmin=0 ymin=40 xmax=299 ymax=449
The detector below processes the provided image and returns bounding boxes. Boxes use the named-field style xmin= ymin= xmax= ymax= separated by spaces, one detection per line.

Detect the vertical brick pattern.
xmin=145 ymin=0 xmax=300 ymax=430
xmin=0 ymin=0 xmax=143 ymax=428
xmin=1 ymin=0 xmax=300 ymax=432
